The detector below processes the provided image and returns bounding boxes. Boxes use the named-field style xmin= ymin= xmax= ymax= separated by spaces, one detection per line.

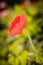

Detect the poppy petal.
xmin=9 ymin=13 xmax=27 ymax=36
xmin=10 ymin=16 xmax=20 ymax=31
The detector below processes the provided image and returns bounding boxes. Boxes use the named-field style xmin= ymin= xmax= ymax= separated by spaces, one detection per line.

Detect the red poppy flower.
xmin=9 ymin=13 xmax=27 ymax=36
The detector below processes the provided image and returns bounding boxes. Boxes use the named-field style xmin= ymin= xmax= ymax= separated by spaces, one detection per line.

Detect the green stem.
xmin=28 ymin=34 xmax=43 ymax=64
xmin=28 ymin=35 xmax=37 ymax=52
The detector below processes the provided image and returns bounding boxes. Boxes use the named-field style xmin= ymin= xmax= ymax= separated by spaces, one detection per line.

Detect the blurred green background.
xmin=0 ymin=0 xmax=43 ymax=65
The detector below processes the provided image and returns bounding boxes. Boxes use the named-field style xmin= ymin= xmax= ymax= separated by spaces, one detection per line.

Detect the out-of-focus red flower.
xmin=9 ymin=13 xmax=27 ymax=36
